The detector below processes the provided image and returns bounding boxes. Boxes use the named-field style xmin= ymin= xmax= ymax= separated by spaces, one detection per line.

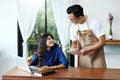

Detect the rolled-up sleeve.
xmin=57 ymin=48 xmax=68 ymax=67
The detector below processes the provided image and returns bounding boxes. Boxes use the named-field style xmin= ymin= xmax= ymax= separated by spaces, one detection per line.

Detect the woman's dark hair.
xmin=66 ymin=4 xmax=84 ymax=17
xmin=37 ymin=33 xmax=58 ymax=66
xmin=37 ymin=33 xmax=58 ymax=56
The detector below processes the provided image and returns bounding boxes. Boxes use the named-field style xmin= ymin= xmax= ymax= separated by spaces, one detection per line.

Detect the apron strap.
xmin=86 ymin=16 xmax=92 ymax=34
xmin=77 ymin=25 xmax=81 ymax=50
xmin=77 ymin=24 xmax=81 ymax=36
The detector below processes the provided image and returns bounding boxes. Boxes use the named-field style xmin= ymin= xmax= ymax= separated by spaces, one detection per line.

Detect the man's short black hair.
xmin=66 ymin=4 xmax=84 ymax=17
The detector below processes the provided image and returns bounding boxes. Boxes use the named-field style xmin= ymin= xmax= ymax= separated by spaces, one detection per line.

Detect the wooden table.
xmin=2 ymin=67 xmax=120 ymax=80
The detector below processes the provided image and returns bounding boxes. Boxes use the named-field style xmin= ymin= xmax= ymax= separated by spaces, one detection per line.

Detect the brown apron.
xmin=77 ymin=19 xmax=106 ymax=68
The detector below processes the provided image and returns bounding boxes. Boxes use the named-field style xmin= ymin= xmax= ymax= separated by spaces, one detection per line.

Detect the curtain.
xmin=17 ymin=0 xmax=40 ymax=59
xmin=52 ymin=0 xmax=70 ymax=54
xmin=52 ymin=0 xmax=81 ymax=66
xmin=51 ymin=0 xmax=81 ymax=52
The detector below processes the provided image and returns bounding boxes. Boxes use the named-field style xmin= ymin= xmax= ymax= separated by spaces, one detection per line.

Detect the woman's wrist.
xmin=55 ymin=65 xmax=59 ymax=69
xmin=49 ymin=66 xmax=57 ymax=69
xmin=53 ymin=66 xmax=57 ymax=69
xmin=51 ymin=65 xmax=64 ymax=69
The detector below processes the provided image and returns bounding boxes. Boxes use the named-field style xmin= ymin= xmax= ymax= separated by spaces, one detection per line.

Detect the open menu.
xmin=67 ymin=49 xmax=80 ymax=55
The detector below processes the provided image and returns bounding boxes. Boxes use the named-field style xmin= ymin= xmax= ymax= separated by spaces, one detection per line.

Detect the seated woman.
xmin=27 ymin=33 xmax=68 ymax=70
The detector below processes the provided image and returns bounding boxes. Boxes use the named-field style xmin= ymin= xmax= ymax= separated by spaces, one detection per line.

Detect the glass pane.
xmin=28 ymin=0 xmax=61 ymax=56
xmin=28 ymin=1 xmax=45 ymax=56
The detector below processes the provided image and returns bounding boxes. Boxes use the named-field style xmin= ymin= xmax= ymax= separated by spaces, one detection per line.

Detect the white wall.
xmin=80 ymin=0 xmax=120 ymax=40
xmin=104 ymin=45 xmax=120 ymax=68
xmin=0 ymin=0 xmax=17 ymax=80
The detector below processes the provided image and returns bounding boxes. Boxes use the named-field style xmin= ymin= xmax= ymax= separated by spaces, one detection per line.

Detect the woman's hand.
xmin=27 ymin=56 xmax=33 ymax=65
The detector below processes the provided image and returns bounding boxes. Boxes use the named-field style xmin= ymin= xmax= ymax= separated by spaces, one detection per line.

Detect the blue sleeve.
xmin=31 ymin=53 xmax=38 ymax=66
xmin=57 ymin=48 xmax=68 ymax=67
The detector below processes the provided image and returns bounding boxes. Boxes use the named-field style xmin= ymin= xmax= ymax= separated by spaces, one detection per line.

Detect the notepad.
xmin=34 ymin=70 xmax=56 ymax=76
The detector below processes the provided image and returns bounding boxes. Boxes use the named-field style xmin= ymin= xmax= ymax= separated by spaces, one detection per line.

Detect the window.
xmin=17 ymin=21 xmax=23 ymax=57
xmin=18 ymin=0 xmax=61 ymax=56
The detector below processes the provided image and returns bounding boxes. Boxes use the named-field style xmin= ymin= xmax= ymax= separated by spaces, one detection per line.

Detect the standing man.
xmin=66 ymin=4 xmax=106 ymax=68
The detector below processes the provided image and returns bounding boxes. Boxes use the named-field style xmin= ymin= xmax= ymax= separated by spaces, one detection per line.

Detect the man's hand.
xmin=79 ymin=49 xmax=89 ymax=56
